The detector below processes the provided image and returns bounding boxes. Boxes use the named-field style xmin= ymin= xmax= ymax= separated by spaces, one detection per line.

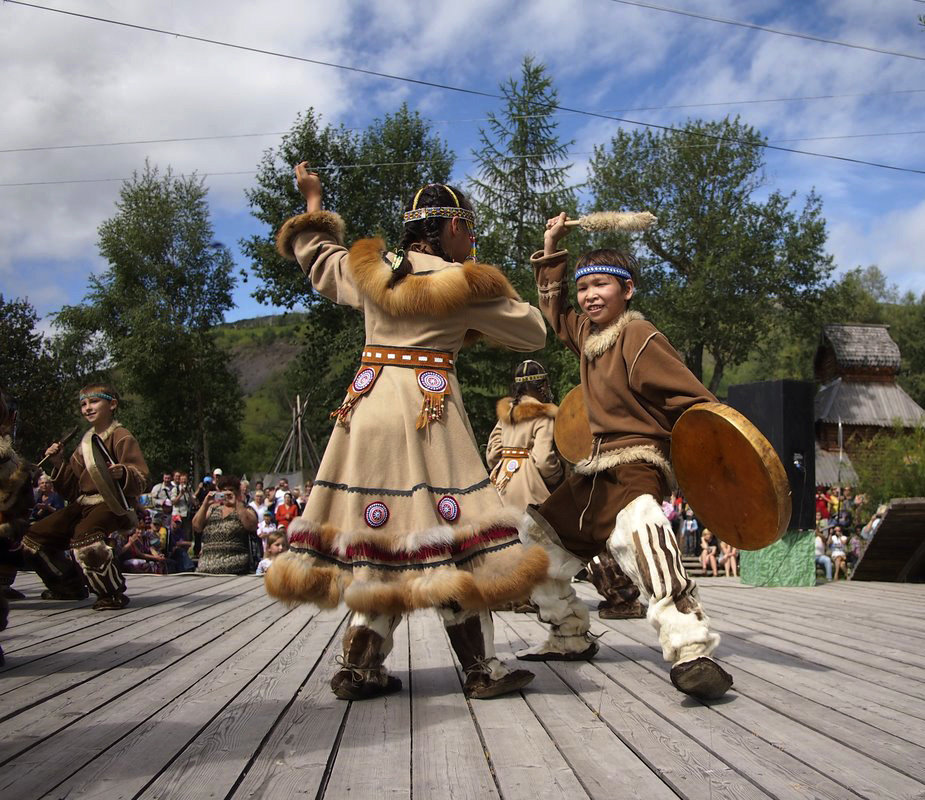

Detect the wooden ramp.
xmin=852 ymin=497 xmax=925 ymax=582
xmin=2 ymin=572 xmax=924 ymax=799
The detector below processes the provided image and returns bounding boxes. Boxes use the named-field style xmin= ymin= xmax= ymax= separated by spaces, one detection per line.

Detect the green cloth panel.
xmin=740 ymin=530 xmax=815 ymax=587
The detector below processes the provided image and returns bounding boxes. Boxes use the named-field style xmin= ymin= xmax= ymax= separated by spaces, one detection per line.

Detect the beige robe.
xmin=265 ymin=211 xmax=550 ymax=615
xmin=487 ymin=397 xmax=563 ymax=510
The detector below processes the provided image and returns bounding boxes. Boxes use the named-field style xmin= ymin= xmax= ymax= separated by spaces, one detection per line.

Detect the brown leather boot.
xmin=26 ymin=547 xmax=88 ymax=600
xmin=330 ymin=626 xmax=402 ymax=701
xmin=598 ymin=600 xmax=646 ymax=619
xmin=445 ymin=614 xmax=534 ymax=699
xmin=670 ymin=657 xmax=733 ymax=700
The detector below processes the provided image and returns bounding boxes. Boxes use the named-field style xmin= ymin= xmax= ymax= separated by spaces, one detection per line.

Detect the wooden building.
xmin=814 ymin=323 xmax=924 ymax=484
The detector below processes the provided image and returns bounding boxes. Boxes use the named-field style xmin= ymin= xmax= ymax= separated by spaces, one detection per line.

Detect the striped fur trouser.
xmin=607 ymin=494 xmax=719 ymax=663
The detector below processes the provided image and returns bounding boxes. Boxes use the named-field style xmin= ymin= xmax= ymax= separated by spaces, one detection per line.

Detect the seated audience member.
xmin=700 ymin=529 xmax=718 ymax=577
xmin=814 ymin=530 xmax=833 ymax=581
xmin=846 ymin=531 xmax=863 ymax=574
xmin=30 ymin=474 xmax=64 ymax=522
xmin=193 ymin=474 xmax=257 ymax=575
xmin=718 ymin=540 xmax=738 ymax=578
xmin=275 ymin=492 xmax=299 ymax=532
xmin=829 ymin=525 xmax=848 ymax=581
xmin=256 ymin=531 xmax=288 ymax=576
xmin=120 ymin=518 xmax=167 ymax=574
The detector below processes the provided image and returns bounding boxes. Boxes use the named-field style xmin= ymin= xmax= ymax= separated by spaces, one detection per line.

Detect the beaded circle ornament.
xmin=364 ymin=501 xmax=390 ymax=528
xmin=417 ymin=370 xmax=448 ymax=394
xmin=437 ymin=495 xmax=460 ymax=522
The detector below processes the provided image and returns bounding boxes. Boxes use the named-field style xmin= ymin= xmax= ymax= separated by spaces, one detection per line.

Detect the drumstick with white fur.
xmin=563 ymin=211 xmax=657 ymax=232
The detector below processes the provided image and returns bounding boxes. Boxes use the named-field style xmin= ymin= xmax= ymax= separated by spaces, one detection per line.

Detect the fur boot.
xmin=516 ymin=510 xmax=597 ymax=661
xmin=588 ymin=552 xmax=646 ymax=619
xmin=442 ymin=609 xmax=534 ymax=698
xmin=607 ymin=494 xmax=731 ymax=699
xmin=24 ymin=547 xmax=88 ymax=600
xmin=330 ymin=614 xmax=402 ymax=701
xmin=74 ymin=542 xmax=129 ymax=610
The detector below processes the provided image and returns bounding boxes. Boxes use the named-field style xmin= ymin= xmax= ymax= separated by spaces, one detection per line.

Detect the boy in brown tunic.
xmin=23 ymin=384 xmax=149 ymax=610
xmin=517 ymin=213 xmax=732 ymax=700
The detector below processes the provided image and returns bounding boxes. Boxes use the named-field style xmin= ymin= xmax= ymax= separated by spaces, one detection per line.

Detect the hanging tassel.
xmin=415 ymin=368 xmax=450 ymax=429
xmin=330 ymin=364 xmax=382 ymax=427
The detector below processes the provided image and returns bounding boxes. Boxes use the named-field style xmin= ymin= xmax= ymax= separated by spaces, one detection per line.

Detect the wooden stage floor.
xmin=1 ymin=572 xmax=924 ymax=799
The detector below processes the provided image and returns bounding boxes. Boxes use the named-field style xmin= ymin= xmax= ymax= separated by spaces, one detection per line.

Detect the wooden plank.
xmin=0 ymin=577 xmax=257 ymax=708
xmin=590 ymin=617 xmax=922 ymax=800
xmin=0 ymin=575 xmax=239 ymax=657
xmin=227 ymin=612 xmax=350 ymax=799
xmin=493 ymin=615 xmax=675 ymax=800
xmin=124 ymin=609 xmax=346 ymax=800
xmin=408 ymin=611 xmax=500 ymax=799
xmin=464 ymin=617 xmax=591 ymax=800
xmin=506 ymin=612 xmax=770 ymax=800
xmin=0 ymin=583 xmax=272 ymax=764
xmin=0 ymin=597 xmax=306 ymax=799
xmin=323 ymin=617 xmax=412 ymax=798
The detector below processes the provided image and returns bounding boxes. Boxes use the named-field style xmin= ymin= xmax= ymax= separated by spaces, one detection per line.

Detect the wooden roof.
xmin=815 ymin=377 xmax=925 ymax=427
xmin=821 ymin=323 xmax=901 ymax=370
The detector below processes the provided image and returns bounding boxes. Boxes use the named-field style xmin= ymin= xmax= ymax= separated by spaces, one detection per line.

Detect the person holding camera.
xmin=192 ymin=474 xmax=257 ymax=574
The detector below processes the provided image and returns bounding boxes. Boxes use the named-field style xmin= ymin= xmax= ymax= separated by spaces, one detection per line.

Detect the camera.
xmin=212 ymin=491 xmax=226 ymax=503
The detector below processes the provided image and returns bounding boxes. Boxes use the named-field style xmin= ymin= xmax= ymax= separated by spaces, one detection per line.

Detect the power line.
xmin=5 ymin=87 xmax=925 ymax=156
xmin=4 ymin=0 xmax=925 ymax=176
xmin=606 ymin=0 xmax=925 ymax=61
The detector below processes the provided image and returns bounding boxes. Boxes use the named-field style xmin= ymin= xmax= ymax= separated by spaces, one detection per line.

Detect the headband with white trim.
xmin=514 ymin=373 xmax=548 ymax=383
xmin=574 ymin=264 xmax=633 ymax=281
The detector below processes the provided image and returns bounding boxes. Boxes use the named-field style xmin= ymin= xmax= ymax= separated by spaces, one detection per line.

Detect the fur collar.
xmin=81 ymin=421 xmax=121 ymax=448
xmin=348 ymin=238 xmax=519 ymax=317
xmin=583 ymin=310 xmax=646 ymax=360
xmin=276 ymin=210 xmax=347 ymax=260
xmin=496 ymin=397 xmax=558 ymax=424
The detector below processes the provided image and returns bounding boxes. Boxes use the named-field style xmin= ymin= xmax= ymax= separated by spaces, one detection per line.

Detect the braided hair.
xmin=510 ymin=359 xmax=553 ymax=413
xmin=394 ymin=184 xmax=473 ymax=286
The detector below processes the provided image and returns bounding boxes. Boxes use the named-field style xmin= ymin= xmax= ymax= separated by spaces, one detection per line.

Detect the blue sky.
xmin=1 ymin=0 xmax=924 ymax=331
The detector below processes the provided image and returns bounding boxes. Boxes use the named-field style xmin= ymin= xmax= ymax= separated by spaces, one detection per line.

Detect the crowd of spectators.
xmin=662 ymin=492 xmax=739 ymax=578
xmin=24 ymin=467 xmax=310 ymax=579
xmin=813 ymin=485 xmax=882 ymax=581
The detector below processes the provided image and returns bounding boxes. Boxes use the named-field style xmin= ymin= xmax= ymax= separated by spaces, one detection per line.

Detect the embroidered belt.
xmin=331 ymin=345 xmax=456 ymax=430
xmin=493 ymin=447 xmax=531 ymax=492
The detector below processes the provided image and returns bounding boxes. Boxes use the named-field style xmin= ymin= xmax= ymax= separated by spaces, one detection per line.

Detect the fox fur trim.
xmin=573 ymin=443 xmax=674 ymax=483
xmin=583 ymin=309 xmax=646 ymax=360
xmin=264 ymin=511 xmax=549 ymax=615
xmin=0 ymin=435 xmax=29 ymax=512
xmin=276 ymin=210 xmax=346 ymax=260
xmin=348 ymin=237 xmax=519 ymax=317
xmin=496 ymin=397 xmax=558 ymax=424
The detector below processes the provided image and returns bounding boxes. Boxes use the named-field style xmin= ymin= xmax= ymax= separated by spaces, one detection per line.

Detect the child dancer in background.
xmin=486 ymin=359 xmax=563 ymax=509
xmin=266 ymin=165 xmax=549 ymax=701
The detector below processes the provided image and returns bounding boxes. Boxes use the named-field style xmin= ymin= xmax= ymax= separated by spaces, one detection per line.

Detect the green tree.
xmin=0 ymin=295 xmax=83 ymax=460
xmin=588 ymin=117 xmax=833 ymax=393
xmin=852 ymin=424 xmax=925 ymax=508
xmin=54 ymin=162 xmax=243 ymax=477
xmin=462 ymin=57 xmax=580 ymax=443
xmin=242 ymin=105 xmax=454 ymax=451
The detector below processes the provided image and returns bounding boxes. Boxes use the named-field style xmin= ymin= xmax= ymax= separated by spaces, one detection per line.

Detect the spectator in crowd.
xmin=193 ymin=474 xmax=257 ymax=574
xmin=303 ymin=480 xmax=313 ymax=504
xmin=830 ymin=525 xmax=848 ymax=581
xmin=274 ymin=491 xmax=299 ymax=532
xmin=661 ymin=496 xmax=678 ymax=536
xmin=815 ymin=530 xmax=833 ymax=581
xmin=719 ymin=540 xmax=738 ymax=578
xmin=150 ymin=472 xmax=175 ymax=516
xmin=256 ymin=531 xmax=288 ymax=576
xmin=700 ymin=529 xmax=718 ymax=577
xmin=30 ymin=474 xmax=64 ymax=522
xmin=171 ymin=472 xmax=192 ymax=539
xmin=240 ymin=479 xmax=251 ymax=504
xmin=680 ymin=507 xmax=700 ymax=557
xmin=291 ymin=486 xmax=302 ymax=512
xmin=165 ymin=522 xmax=194 ymax=573
xmin=192 ymin=475 xmax=215 ymax=557
xmin=861 ymin=504 xmax=888 ymax=542
xmin=249 ymin=490 xmax=270 ymax=523
xmin=846 ymin=530 xmax=863 ymax=575
xmin=119 ymin=516 xmax=167 ymax=574
xmin=273 ymin=478 xmax=289 ymax=508
xmin=257 ymin=510 xmax=277 ymax=554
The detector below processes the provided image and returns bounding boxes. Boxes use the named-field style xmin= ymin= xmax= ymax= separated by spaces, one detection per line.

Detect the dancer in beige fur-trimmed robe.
xmin=486 ymin=359 xmax=563 ymax=511
xmin=265 ymin=167 xmax=550 ymax=701
xmin=516 ymin=212 xmax=733 ymax=701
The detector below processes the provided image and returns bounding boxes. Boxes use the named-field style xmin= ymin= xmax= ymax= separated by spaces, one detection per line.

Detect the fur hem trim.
xmin=583 ymin=309 xmax=646 ymax=360
xmin=276 ymin=210 xmax=346 ymax=260
xmin=265 ymin=543 xmax=549 ymax=616
xmin=496 ymin=397 xmax=558 ymax=424
xmin=349 ymin=238 xmax=519 ymax=317
xmin=574 ymin=444 xmax=674 ymax=482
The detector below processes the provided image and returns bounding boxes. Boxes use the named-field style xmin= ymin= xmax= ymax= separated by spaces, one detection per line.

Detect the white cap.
xmin=213 ymin=468 xmax=223 ymax=475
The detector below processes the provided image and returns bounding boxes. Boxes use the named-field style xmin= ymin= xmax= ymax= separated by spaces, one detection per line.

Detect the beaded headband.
xmin=574 ymin=264 xmax=633 ymax=281
xmin=514 ymin=373 xmax=548 ymax=383
xmin=80 ymin=392 xmax=114 ymax=402
xmin=402 ymin=184 xmax=476 ymax=226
